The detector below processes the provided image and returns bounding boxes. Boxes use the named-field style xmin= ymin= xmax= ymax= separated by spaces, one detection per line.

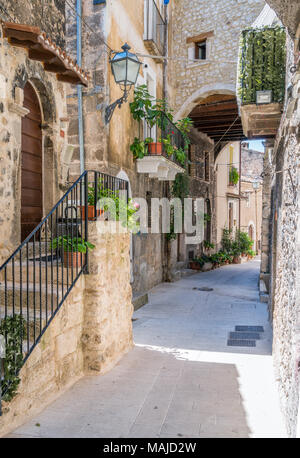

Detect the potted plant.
xmin=189 ymin=257 xmax=204 ymax=270
xmin=52 ymin=236 xmax=95 ymax=268
xmin=229 ymin=166 xmax=239 ymax=186
xmin=130 ymin=137 xmax=153 ymax=159
xmin=247 ymin=249 xmax=255 ymax=260
xmin=80 ymin=182 xmax=106 ymax=221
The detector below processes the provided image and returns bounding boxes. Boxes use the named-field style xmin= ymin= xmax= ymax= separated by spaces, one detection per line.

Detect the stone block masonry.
xmin=0 ymin=222 xmax=133 ymax=437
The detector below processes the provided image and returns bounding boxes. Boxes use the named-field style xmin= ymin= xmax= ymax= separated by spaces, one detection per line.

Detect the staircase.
xmin=0 ymin=170 xmax=128 ymax=412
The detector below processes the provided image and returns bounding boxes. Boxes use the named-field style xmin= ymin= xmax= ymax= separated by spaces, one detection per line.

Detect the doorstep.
xmin=132 ymin=291 xmax=149 ymax=311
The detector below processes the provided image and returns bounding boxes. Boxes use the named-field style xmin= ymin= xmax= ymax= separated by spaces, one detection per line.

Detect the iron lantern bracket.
xmin=105 ymin=88 xmax=130 ymax=124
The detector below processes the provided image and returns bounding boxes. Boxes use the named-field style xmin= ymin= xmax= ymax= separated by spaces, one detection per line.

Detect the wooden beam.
xmin=195 ymin=123 xmax=243 ymax=130
xmin=190 ymin=103 xmax=238 ymax=115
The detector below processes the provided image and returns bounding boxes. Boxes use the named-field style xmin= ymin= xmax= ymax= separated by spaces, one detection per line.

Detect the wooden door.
xmin=21 ymin=82 xmax=43 ymax=241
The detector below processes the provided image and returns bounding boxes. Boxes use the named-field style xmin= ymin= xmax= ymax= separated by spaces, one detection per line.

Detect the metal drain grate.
xmin=227 ymin=339 xmax=256 ymax=347
xmin=229 ymin=332 xmax=261 ymax=340
xmin=235 ymin=325 xmax=264 ymax=333
xmin=193 ymin=287 xmax=214 ymax=292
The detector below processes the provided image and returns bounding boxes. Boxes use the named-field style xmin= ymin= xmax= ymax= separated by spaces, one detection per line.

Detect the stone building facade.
xmin=0 ymin=0 xmax=70 ymax=264
xmin=249 ymin=0 xmax=300 ymax=437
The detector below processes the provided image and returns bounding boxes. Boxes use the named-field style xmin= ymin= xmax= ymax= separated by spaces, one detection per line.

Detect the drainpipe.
xmin=77 ymin=0 xmax=85 ymax=174
xmin=239 ymin=141 xmax=241 ymax=231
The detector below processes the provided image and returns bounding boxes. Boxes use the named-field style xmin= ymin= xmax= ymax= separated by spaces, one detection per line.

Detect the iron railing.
xmin=0 ymin=170 xmax=128 ymax=411
xmin=144 ymin=0 xmax=166 ymax=55
xmin=145 ymin=112 xmax=186 ymax=168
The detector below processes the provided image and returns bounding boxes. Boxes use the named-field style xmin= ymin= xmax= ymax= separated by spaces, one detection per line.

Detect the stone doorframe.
xmin=11 ymin=68 xmax=59 ymax=241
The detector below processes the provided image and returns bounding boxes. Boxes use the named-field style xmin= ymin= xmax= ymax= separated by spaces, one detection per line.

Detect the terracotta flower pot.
xmin=148 ymin=142 xmax=162 ymax=155
xmin=233 ymin=255 xmax=241 ymax=264
xmin=63 ymin=251 xmax=85 ymax=268
xmin=189 ymin=261 xmax=202 ymax=270
xmin=80 ymin=205 xmax=104 ymax=221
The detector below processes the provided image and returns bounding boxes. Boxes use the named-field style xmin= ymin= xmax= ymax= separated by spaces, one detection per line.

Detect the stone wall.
xmin=0 ymin=222 xmax=133 ymax=437
xmin=0 ymin=2 xmax=70 ymax=264
xmin=265 ymin=26 xmax=300 ymax=436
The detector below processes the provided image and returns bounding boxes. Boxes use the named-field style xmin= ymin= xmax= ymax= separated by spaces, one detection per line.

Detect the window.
xmin=204 ymin=152 xmax=209 ymax=181
xmin=195 ymin=40 xmax=206 ymax=60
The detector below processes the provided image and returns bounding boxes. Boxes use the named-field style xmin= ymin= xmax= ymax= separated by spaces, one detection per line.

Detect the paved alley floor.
xmin=7 ymin=259 xmax=287 ymax=438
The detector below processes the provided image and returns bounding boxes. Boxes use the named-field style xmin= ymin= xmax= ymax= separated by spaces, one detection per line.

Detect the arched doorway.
xmin=21 ymin=82 xmax=43 ymax=241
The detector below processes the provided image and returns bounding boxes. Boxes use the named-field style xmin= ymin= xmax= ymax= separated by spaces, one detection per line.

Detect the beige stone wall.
xmin=0 ymin=223 xmax=133 ymax=437
xmin=240 ymin=181 xmax=262 ymax=252
xmin=0 ymin=25 xmax=70 ymax=264
xmin=215 ymin=142 xmax=241 ymax=248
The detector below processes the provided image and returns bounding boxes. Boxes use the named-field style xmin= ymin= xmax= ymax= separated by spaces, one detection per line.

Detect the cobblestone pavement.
xmin=7 ymin=259 xmax=287 ymax=438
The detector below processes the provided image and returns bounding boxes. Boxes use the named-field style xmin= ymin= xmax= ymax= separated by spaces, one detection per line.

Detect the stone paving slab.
xmin=6 ymin=259 xmax=287 ymax=438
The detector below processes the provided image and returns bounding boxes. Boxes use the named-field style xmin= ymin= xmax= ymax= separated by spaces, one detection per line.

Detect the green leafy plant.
xmin=175 ymin=117 xmax=193 ymax=149
xmin=229 ymin=167 xmax=239 ymax=185
xmin=247 ymin=249 xmax=256 ymax=257
xmin=0 ymin=315 xmax=26 ymax=401
xmin=222 ymin=228 xmax=233 ymax=252
xmin=160 ymin=134 xmax=174 ymax=157
xmin=130 ymin=137 xmax=153 ymax=159
xmin=171 ymin=172 xmax=190 ymax=200
xmin=235 ymin=230 xmax=253 ymax=254
xmin=239 ymin=26 xmax=286 ymax=104
xmin=203 ymin=241 xmax=214 ymax=250
xmin=174 ymin=147 xmax=186 ymax=166
xmin=52 ymin=236 xmax=95 ymax=253
xmin=129 ymin=85 xmax=157 ymax=128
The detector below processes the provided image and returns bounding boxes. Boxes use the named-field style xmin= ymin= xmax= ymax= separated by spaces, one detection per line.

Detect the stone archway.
xmin=174 ymin=83 xmax=236 ymax=121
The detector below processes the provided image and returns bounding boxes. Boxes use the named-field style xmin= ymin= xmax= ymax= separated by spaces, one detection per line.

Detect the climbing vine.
xmin=0 ymin=315 xmax=26 ymax=402
xmin=239 ymin=26 xmax=286 ymax=104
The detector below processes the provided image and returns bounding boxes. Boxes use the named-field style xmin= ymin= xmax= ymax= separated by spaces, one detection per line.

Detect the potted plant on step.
xmin=80 ymin=181 xmax=107 ymax=221
xmin=52 ymin=236 xmax=95 ymax=268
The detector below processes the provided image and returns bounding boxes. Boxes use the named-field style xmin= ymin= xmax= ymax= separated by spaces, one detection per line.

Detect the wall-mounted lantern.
xmin=105 ymin=43 xmax=142 ymax=124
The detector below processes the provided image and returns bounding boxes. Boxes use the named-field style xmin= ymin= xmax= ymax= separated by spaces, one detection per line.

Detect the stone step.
xmin=0 ymin=281 xmax=60 ymax=311
xmin=1 ymin=261 xmax=80 ymax=286
xmin=132 ymin=292 xmax=149 ymax=311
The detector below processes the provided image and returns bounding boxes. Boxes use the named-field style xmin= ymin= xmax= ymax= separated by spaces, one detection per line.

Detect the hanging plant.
xmin=229 ymin=166 xmax=239 ymax=185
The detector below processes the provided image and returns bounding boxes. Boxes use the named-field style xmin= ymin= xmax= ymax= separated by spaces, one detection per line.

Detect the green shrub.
xmin=239 ymin=26 xmax=286 ymax=104
xmin=0 ymin=315 xmax=26 ymax=401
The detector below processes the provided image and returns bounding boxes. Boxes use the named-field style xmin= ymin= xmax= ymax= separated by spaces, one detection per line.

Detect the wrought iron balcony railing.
xmin=239 ymin=26 xmax=286 ymax=105
xmin=144 ymin=0 xmax=166 ymax=56
xmin=144 ymin=112 xmax=186 ymax=169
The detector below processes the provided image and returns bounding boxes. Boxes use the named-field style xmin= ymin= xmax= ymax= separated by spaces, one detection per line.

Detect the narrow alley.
xmin=7 ymin=260 xmax=287 ymax=438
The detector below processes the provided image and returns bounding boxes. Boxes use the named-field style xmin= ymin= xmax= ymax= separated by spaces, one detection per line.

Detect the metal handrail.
xmin=0 ymin=170 xmax=128 ymax=409
xmin=145 ymin=112 xmax=186 ymax=168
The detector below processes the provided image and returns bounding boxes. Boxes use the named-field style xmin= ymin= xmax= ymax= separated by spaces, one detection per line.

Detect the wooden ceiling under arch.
xmin=189 ymin=94 xmax=246 ymax=144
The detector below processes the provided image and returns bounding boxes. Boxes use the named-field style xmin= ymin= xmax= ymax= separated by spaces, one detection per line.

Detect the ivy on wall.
xmin=0 ymin=315 xmax=26 ymax=402
xmin=239 ymin=26 xmax=286 ymax=104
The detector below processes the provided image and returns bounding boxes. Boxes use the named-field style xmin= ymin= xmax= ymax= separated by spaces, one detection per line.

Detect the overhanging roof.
xmin=2 ymin=22 xmax=90 ymax=87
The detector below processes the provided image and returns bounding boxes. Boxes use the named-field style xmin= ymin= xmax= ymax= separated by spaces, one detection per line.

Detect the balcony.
xmin=143 ymin=0 xmax=166 ymax=58
xmin=238 ymin=27 xmax=286 ymax=139
xmin=136 ymin=113 xmax=186 ymax=181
